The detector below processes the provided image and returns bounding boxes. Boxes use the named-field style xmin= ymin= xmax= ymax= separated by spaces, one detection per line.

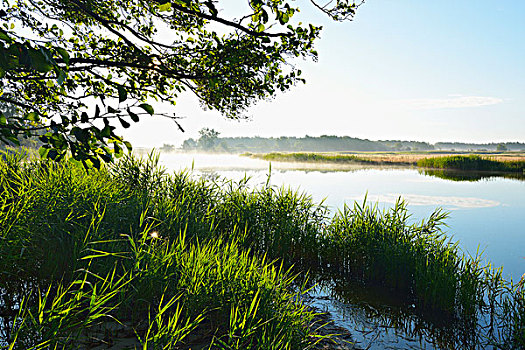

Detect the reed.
xmin=1 ymin=151 xmax=524 ymax=348
xmin=417 ymin=155 xmax=525 ymax=172
xmin=0 ymin=153 xmax=317 ymax=349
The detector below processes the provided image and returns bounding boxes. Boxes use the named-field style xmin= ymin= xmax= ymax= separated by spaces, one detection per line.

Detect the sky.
xmin=121 ymin=1 xmax=525 ymax=147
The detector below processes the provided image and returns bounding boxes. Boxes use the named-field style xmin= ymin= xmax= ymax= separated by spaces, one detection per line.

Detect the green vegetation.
xmin=242 ymin=152 xmax=417 ymax=166
xmin=0 ymin=152 xmax=321 ymax=349
xmin=181 ymin=130 xmax=525 ymax=153
xmin=417 ymin=155 xmax=525 ymax=173
xmin=1 ymin=152 xmax=525 ymax=348
xmin=244 ymin=153 xmax=525 ymax=177
xmin=435 ymin=142 xmax=525 ymax=152
xmin=183 ymin=132 xmax=436 ymax=153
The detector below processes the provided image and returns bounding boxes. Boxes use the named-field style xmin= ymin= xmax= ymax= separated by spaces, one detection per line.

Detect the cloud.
xmin=400 ymin=96 xmax=503 ymax=110
xmin=349 ymin=193 xmax=500 ymax=209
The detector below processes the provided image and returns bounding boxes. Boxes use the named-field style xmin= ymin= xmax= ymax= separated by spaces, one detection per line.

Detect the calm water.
xmin=159 ymin=152 xmax=525 ymax=349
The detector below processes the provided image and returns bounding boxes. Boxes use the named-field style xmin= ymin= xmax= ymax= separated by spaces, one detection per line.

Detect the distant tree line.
xmin=176 ymin=129 xmax=525 ymax=153
xmin=180 ymin=129 xmax=438 ymax=153
xmin=435 ymin=142 xmax=525 ymax=151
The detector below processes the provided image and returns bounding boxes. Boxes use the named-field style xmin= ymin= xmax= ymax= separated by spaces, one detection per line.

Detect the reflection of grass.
xmin=318 ymin=200 xmax=525 ymax=348
xmin=420 ymin=168 xmax=525 ymax=182
xmin=2 ymin=151 xmax=525 ymax=349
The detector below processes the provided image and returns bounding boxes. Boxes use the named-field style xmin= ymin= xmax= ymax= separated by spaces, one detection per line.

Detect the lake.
xmin=158 ymin=152 xmax=525 ymax=349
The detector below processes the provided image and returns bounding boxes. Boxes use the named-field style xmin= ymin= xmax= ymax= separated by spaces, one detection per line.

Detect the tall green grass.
xmin=1 ymin=151 xmax=524 ymax=348
xmin=418 ymin=155 xmax=525 ymax=172
xmin=0 ymin=152 xmax=319 ymax=349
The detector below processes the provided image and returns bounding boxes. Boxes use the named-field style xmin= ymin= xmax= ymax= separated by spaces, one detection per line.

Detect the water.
xmin=159 ymin=152 xmax=525 ymax=349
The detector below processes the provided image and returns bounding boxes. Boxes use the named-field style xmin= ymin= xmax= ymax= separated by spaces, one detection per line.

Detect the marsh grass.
xmin=1 ymin=151 xmax=524 ymax=349
xmin=244 ymin=152 xmax=525 ymax=175
xmin=0 ymin=153 xmax=318 ymax=349
xmin=242 ymin=152 xmax=399 ymax=166
xmin=417 ymin=155 xmax=525 ymax=172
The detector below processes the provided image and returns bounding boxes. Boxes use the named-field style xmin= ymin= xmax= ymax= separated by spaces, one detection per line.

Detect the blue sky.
xmin=123 ymin=1 xmax=525 ymax=147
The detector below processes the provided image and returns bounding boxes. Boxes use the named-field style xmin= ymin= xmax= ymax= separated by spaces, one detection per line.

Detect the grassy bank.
xmin=1 ymin=152 xmax=524 ymax=348
xmin=417 ymin=155 xmax=525 ymax=172
xmin=241 ymin=152 xmax=413 ymax=166
xmin=244 ymin=152 xmax=525 ymax=174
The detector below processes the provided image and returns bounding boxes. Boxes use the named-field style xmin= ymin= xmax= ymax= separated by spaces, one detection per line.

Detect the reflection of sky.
xmin=349 ymin=193 xmax=500 ymax=209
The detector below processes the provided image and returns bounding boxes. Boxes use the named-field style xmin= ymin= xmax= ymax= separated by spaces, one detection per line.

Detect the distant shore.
xmin=241 ymin=151 xmax=525 ymax=173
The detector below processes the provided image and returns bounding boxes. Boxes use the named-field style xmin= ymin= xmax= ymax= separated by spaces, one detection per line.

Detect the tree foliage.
xmin=197 ymin=127 xmax=219 ymax=150
xmin=0 ymin=0 xmax=362 ymax=166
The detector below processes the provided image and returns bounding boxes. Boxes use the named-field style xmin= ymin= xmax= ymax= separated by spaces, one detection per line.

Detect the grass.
xmin=417 ymin=155 xmax=525 ymax=172
xmin=1 ymin=151 xmax=525 ymax=349
xmin=243 ymin=152 xmax=525 ymax=175
xmin=242 ymin=152 xmax=410 ymax=166
xmin=0 ymin=153 xmax=318 ymax=349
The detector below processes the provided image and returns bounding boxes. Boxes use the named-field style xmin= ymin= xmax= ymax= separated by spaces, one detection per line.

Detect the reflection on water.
xmin=307 ymin=272 xmax=501 ymax=350
xmin=421 ymin=169 xmax=525 ymax=182
xmin=350 ymin=193 xmax=501 ymax=209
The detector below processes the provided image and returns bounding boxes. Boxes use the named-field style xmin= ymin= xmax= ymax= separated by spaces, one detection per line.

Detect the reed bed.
xmin=417 ymin=155 xmax=525 ymax=172
xmin=244 ymin=152 xmax=525 ymax=173
xmin=1 ymin=151 xmax=524 ymax=349
xmin=0 ymin=153 xmax=318 ymax=349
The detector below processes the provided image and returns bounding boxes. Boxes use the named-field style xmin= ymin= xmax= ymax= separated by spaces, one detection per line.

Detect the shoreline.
xmin=241 ymin=152 xmax=525 ymax=174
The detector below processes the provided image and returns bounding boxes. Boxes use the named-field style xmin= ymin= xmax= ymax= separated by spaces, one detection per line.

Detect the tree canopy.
xmin=0 ymin=0 xmax=361 ymax=166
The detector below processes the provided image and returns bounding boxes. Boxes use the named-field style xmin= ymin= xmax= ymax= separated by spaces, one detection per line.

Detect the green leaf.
xmin=57 ymin=69 xmax=66 ymax=85
xmin=0 ymin=29 xmax=12 ymax=43
xmin=90 ymin=156 xmax=101 ymax=169
xmin=38 ymin=147 xmax=49 ymax=158
xmin=0 ymin=113 xmax=6 ymax=125
xmin=127 ymin=108 xmax=139 ymax=122
xmin=124 ymin=141 xmax=132 ymax=151
xmin=113 ymin=142 xmax=122 ymax=156
xmin=26 ymin=112 xmax=39 ymax=122
xmin=55 ymin=47 xmax=69 ymax=64
xmin=158 ymin=2 xmax=171 ymax=12
xmin=138 ymin=103 xmax=154 ymax=115
xmin=107 ymin=106 xmax=118 ymax=114
xmin=81 ymin=112 xmax=89 ymax=123
xmin=117 ymin=85 xmax=127 ymax=103
xmin=28 ymin=48 xmax=53 ymax=73
xmin=118 ymin=117 xmax=130 ymax=128
xmin=100 ymin=125 xmax=111 ymax=138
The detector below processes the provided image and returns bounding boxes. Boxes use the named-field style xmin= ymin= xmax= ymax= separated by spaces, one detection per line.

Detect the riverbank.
xmin=242 ymin=152 xmax=525 ymax=173
xmin=1 ymin=152 xmax=524 ymax=349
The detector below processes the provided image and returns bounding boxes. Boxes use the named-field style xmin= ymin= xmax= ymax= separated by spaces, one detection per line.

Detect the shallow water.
xmin=159 ymin=152 xmax=525 ymax=349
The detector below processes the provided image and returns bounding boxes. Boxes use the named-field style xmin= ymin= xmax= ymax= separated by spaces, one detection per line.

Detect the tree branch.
xmin=169 ymin=3 xmax=293 ymax=38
